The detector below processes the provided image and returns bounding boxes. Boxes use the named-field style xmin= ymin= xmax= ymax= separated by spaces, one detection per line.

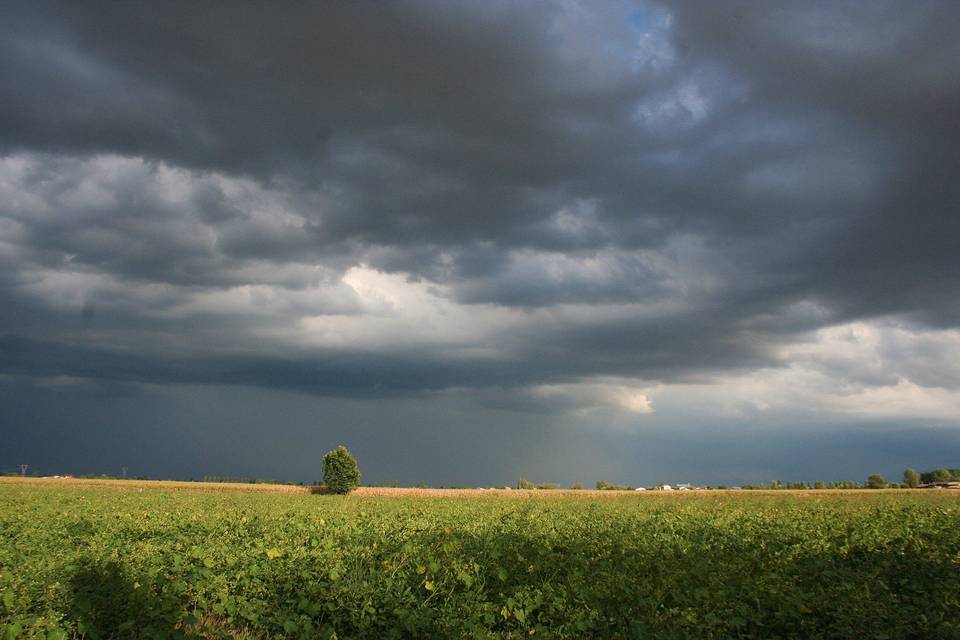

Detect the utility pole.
xmin=122 ymin=466 xmax=128 ymax=480
xmin=19 ymin=463 xmax=28 ymax=477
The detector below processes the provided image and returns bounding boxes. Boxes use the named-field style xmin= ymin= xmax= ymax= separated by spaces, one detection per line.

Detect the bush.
xmin=931 ymin=468 xmax=952 ymax=483
xmin=596 ymin=480 xmax=630 ymax=490
xmin=903 ymin=468 xmax=920 ymax=488
xmin=322 ymin=445 xmax=361 ymax=494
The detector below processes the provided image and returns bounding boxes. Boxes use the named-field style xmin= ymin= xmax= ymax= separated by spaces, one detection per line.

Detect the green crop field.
xmin=1 ymin=482 xmax=959 ymax=639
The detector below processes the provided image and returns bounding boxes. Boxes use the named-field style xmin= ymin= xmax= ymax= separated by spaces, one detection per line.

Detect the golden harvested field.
xmin=0 ymin=476 xmax=926 ymax=498
xmin=352 ymin=486 xmax=922 ymax=498
xmin=0 ymin=476 xmax=306 ymax=494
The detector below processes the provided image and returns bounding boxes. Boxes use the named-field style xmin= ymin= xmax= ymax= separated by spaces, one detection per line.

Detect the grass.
xmin=1 ymin=479 xmax=958 ymax=638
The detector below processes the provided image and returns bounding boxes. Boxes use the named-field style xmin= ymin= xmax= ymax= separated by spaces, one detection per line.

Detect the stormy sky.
xmin=2 ymin=1 xmax=959 ymax=486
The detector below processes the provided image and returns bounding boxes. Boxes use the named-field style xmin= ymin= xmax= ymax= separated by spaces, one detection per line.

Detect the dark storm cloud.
xmin=660 ymin=0 xmax=960 ymax=326
xmin=0 ymin=0 xmax=648 ymax=237
xmin=0 ymin=0 xmax=958 ymax=400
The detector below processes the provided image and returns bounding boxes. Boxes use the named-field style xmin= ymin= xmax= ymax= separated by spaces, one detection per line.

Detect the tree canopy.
xmin=322 ymin=445 xmax=361 ymax=494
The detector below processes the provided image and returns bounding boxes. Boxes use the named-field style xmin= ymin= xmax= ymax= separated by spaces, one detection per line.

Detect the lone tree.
xmin=903 ymin=468 xmax=920 ymax=488
xmin=866 ymin=473 xmax=887 ymax=489
xmin=323 ymin=445 xmax=361 ymax=494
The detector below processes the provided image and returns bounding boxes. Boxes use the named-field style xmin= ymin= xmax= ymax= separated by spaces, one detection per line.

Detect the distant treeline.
xmin=525 ymin=479 xmax=871 ymax=491
xmin=516 ymin=467 xmax=959 ymax=491
xmin=740 ymin=480 xmax=864 ymax=490
xmin=202 ymin=475 xmax=301 ymax=486
xmin=0 ymin=471 xmax=150 ymax=480
xmin=919 ymin=468 xmax=960 ymax=483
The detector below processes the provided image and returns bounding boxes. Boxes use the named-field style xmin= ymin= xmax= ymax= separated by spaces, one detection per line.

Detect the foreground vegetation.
xmin=1 ymin=482 xmax=959 ymax=639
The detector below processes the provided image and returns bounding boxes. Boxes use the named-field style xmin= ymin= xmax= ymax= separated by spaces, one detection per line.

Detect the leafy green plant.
xmin=2 ymin=481 xmax=959 ymax=639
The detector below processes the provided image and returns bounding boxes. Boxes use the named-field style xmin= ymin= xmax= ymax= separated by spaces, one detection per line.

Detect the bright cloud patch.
xmin=648 ymin=321 xmax=960 ymax=423
xmin=529 ymin=379 xmax=656 ymax=416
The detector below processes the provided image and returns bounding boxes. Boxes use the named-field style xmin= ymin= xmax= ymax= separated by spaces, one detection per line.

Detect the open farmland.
xmin=1 ymin=481 xmax=959 ymax=639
